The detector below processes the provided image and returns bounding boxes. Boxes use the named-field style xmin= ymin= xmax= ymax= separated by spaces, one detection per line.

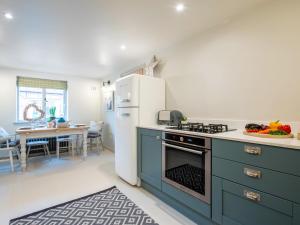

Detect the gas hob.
xmin=166 ymin=123 xmax=236 ymax=134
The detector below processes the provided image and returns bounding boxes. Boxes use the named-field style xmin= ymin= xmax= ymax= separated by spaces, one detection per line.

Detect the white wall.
xmin=0 ymin=68 xmax=102 ymax=133
xmin=103 ymin=0 xmax=300 ymax=150
xmin=101 ymin=75 xmax=119 ymax=151
xmin=157 ymin=0 xmax=300 ymax=122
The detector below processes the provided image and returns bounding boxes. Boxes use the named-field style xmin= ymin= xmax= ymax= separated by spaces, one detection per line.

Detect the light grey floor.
xmin=0 ymin=149 xmax=196 ymax=225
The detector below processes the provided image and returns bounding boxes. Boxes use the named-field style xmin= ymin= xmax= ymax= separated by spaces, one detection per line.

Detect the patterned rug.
xmin=10 ymin=186 xmax=158 ymax=225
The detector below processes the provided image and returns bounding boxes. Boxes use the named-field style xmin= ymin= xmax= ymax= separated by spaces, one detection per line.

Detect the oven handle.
xmin=162 ymin=142 xmax=204 ymax=155
xmin=162 ymin=138 xmax=207 ymax=149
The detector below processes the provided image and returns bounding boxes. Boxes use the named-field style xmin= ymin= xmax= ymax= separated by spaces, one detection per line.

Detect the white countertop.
xmin=138 ymin=125 xmax=300 ymax=150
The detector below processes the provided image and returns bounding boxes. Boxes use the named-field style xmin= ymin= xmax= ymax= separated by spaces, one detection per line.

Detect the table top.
xmin=16 ymin=126 xmax=89 ymax=134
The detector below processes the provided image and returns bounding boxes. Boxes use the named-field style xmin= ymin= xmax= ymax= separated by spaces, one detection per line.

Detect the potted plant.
xmin=49 ymin=107 xmax=56 ymax=121
xmin=47 ymin=107 xmax=57 ymax=128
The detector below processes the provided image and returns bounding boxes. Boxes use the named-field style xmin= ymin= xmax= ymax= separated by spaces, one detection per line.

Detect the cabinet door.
xmin=212 ymin=176 xmax=293 ymax=225
xmin=138 ymin=128 xmax=162 ymax=190
xmin=293 ymin=204 xmax=300 ymax=225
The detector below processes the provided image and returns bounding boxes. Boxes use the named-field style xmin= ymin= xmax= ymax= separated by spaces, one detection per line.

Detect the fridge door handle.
xmin=121 ymin=99 xmax=130 ymax=103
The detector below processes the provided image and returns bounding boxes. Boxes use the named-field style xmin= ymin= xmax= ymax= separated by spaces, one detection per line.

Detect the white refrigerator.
xmin=115 ymin=74 xmax=165 ymax=185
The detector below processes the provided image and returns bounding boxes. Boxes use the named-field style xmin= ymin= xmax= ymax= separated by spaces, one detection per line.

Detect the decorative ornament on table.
xmin=57 ymin=117 xmax=69 ymax=128
xmin=145 ymin=55 xmax=161 ymax=77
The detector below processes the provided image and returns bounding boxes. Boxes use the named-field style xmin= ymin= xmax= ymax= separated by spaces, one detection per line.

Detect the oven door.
xmin=162 ymin=141 xmax=211 ymax=204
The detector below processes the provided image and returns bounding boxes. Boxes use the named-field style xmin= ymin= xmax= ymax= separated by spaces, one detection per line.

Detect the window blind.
xmin=17 ymin=76 xmax=68 ymax=90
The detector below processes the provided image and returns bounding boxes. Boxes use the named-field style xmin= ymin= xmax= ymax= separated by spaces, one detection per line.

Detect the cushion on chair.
xmin=57 ymin=137 xmax=73 ymax=142
xmin=27 ymin=141 xmax=49 ymax=146
xmin=88 ymin=132 xmax=101 ymax=138
xmin=0 ymin=140 xmax=19 ymax=148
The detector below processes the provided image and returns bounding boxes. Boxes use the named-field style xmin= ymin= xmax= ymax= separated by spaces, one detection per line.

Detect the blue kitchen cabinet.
xmin=294 ymin=204 xmax=300 ymax=225
xmin=212 ymin=176 xmax=294 ymax=225
xmin=212 ymin=138 xmax=300 ymax=225
xmin=137 ymin=128 xmax=162 ymax=190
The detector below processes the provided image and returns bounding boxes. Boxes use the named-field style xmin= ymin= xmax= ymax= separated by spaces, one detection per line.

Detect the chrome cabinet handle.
xmin=121 ymin=113 xmax=130 ymax=117
xmin=244 ymin=168 xmax=261 ymax=179
xmin=121 ymin=99 xmax=130 ymax=103
xmin=156 ymin=136 xmax=161 ymax=140
xmin=244 ymin=190 xmax=261 ymax=202
xmin=244 ymin=145 xmax=261 ymax=155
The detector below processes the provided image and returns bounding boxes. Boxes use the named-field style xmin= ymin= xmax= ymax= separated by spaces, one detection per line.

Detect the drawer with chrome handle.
xmin=244 ymin=168 xmax=262 ymax=179
xmin=213 ymin=139 xmax=300 ymax=177
xmin=244 ymin=190 xmax=261 ymax=202
xmin=244 ymin=145 xmax=261 ymax=155
xmin=213 ymin=157 xmax=300 ymax=203
xmin=220 ymin=179 xmax=294 ymax=220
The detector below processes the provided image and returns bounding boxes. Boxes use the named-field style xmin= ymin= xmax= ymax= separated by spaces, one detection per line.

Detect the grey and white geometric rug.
xmin=10 ymin=186 xmax=158 ymax=225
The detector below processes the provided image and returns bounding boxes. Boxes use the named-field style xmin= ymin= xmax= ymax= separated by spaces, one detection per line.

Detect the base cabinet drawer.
xmin=213 ymin=157 xmax=300 ymax=203
xmin=212 ymin=139 xmax=300 ymax=177
xmin=212 ymin=176 xmax=294 ymax=225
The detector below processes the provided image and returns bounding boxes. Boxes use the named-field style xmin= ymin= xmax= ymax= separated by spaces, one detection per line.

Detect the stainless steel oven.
xmin=162 ymin=132 xmax=211 ymax=204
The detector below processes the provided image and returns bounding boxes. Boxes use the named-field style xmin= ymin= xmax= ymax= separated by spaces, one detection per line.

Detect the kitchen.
xmin=114 ymin=74 xmax=300 ymax=225
xmin=1 ymin=0 xmax=300 ymax=225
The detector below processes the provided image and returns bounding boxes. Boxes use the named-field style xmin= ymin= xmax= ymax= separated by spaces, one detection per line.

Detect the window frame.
xmin=16 ymin=86 xmax=68 ymax=123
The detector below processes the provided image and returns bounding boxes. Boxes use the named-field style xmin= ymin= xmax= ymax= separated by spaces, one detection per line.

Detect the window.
xmin=16 ymin=77 xmax=67 ymax=122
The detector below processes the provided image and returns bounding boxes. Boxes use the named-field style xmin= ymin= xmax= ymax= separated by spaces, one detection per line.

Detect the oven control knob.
xmin=180 ymin=137 xmax=184 ymax=142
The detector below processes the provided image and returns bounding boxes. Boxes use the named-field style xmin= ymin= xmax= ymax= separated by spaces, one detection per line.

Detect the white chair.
xmin=27 ymin=138 xmax=50 ymax=158
xmin=88 ymin=121 xmax=104 ymax=153
xmin=56 ymin=136 xmax=74 ymax=158
xmin=0 ymin=127 xmax=20 ymax=172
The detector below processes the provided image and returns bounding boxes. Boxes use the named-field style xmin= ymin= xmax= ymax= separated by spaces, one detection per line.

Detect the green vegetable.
xmin=49 ymin=107 xmax=56 ymax=117
xmin=269 ymin=130 xmax=288 ymax=135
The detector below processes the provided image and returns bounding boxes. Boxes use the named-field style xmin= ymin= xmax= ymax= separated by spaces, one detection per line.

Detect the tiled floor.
xmin=0 ymin=149 xmax=196 ymax=225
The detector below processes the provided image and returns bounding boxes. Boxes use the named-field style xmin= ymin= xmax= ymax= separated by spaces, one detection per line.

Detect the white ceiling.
xmin=0 ymin=0 xmax=270 ymax=78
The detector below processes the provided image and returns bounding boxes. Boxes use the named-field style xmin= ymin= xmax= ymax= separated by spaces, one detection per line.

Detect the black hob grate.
xmin=170 ymin=123 xmax=229 ymax=134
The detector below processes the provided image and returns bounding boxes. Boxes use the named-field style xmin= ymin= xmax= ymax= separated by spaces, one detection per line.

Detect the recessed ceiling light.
xmin=4 ymin=12 xmax=13 ymax=20
xmin=120 ymin=45 xmax=127 ymax=51
xmin=176 ymin=3 xmax=185 ymax=12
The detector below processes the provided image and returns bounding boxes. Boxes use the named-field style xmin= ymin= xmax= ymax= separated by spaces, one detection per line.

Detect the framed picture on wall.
xmin=104 ymin=91 xmax=114 ymax=112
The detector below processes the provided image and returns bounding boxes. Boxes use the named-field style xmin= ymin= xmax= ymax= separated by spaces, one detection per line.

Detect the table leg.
xmin=20 ymin=136 xmax=27 ymax=171
xmin=82 ymin=130 xmax=88 ymax=159
xmin=56 ymin=137 xmax=59 ymax=159
xmin=76 ymin=134 xmax=80 ymax=154
xmin=71 ymin=136 xmax=76 ymax=158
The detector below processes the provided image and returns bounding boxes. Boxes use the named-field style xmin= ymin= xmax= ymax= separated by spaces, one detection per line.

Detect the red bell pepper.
xmin=278 ymin=125 xmax=292 ymax=134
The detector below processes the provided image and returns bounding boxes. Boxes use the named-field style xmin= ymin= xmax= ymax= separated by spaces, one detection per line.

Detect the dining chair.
xmin=0 ymin=127 xmax=20 ymax=172
xmin=88 ymin=121 xmax=104 ymax=153
xmin=56 ymin=136 xmax=74 ymax=158
xmin=27 ymin=138 xmax=50 ymax=158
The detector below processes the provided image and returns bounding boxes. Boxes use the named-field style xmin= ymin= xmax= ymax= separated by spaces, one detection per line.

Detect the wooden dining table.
xmin=16 ymin=126 xmax=89 ymax=171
